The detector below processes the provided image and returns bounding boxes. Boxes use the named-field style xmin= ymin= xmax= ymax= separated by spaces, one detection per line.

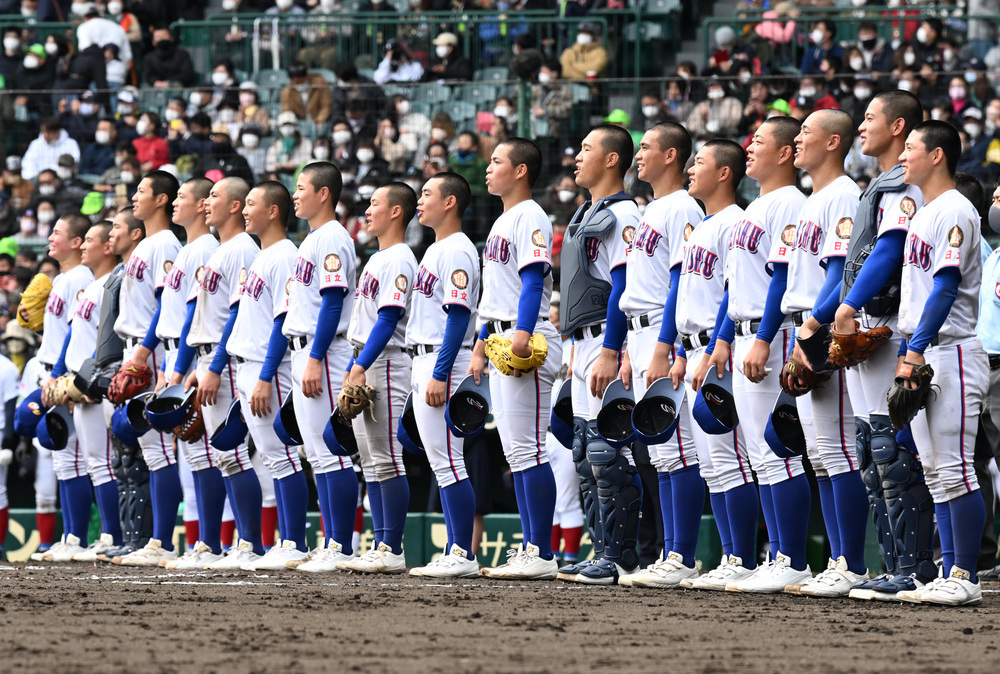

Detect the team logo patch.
xmin=995 ymin=282 xmax=1000 ymax=301
xmin=395 ymin=274 xmax=408 ymax=292
xmin=195 ymin=266 xmax=205 ymax=284
xmin=683 ymin=223 xmax=694 ymax=241
xmin=622 ymin=225 xmax=635 ymax=245
xmin=324 ymin=254 xmax=341 ymax=272
xmin=451 ymin=269 xmax=469 ymax=289
xmin=76 ymin=289 xmax=84 ymax=301
xmin=239 ymin=267 xmax=247 ymax=287
xmin=836 ymin=217 xmax=853 ymax=239
xmin=164 ymin=260 xmax=173 ymax=274
xmin=900 ymin=197 xmax=916 ymax=218
xmin=285 ymin=278 xmax=292 ymax=295
xmin=531 ymin=229 xmax=547 ymax=248
xmin=948 ymin=225 xmax=964 ymax=248
xmin=781 ymin=224 xmax=796 ymax=245
xmin=28 ymin=401 xmax=42 ymax=415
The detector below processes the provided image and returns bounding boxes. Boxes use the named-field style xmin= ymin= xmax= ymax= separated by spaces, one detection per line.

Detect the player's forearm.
xmin=208 ymin=303 xmax=239 ymax=375
xmin=810 ymin=279 xmax=843 ymax=326
xmin=756 ymin=262 xmax=788 ymax=343
xmin=355 ymin=307 xmax=403 ymax=370
xmin=909 ymin=267 xmax=961 ymax=355
xmin=706 ymin=289 xmax=734 ymax=356
xmin=656 ymin=265 xmax=681 ymax=345
xmin=310 ymin=288 xmax=346 ymax=360
xmin=840 ymin=230 xmax=906 ymax=311
xmin=259 ymin=314 xmax=289 ymax=383
xmin=813 ymin=256 xmax=846 ymax=322
xmin=602 ymin=265 xmax=627 ymax=351
xmin=515 ymin=262 xmax=546 ymax=334
xmin=173 ymin=300 xmax=198 ymax=375
xmin=51 ymin=325 xmax=72 ymax=377
xmin=433 ymin=305 xmax=470 ymax=382
xmin=140 ymin=289 xmax=164 ymax=352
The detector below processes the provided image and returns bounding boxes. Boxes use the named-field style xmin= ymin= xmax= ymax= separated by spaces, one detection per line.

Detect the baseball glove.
xmin=16 ymin=273 xmax=52 ymax=333
xmin=779 ymin=355 xmax=830 ymax=397
xmin=173 ymin=394 xmax=205 ymax=443
xmin=484 ymin=332 xmax=548 ymax=376
xmin=828 ymin=321 xmax=893 ymax=369
xmin=107 ymin=362 xmax=153 ymax=405
xmin=44 ymin=375 xmax=85 ymax=407
xmin=336 ymin=382 xmax=378 ymax=422
xmin=887 ymin=361 xmax=935 ymax=430
xmin=796 ymin=323 xmax=833 ymax=372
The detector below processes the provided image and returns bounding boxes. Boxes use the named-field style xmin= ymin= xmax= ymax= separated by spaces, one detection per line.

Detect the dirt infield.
xmin=2 ymin=564 xmax=999 ymax=673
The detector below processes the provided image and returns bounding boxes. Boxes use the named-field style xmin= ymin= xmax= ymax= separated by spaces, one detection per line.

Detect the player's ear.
xmin=606 ymin=151 xmax=619 ymax=171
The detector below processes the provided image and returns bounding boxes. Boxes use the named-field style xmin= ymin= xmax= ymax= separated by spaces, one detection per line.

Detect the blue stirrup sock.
xmin=94 ymin=480 xmax=123 ymax=545
xmin=758 ymin=483 xmax=778 ymax=561
xmin=277 ymin=471 xmax=309 ymax=551
xmin=63 ymin=476 xmax=93 ymax=543
xmin=326 ymin=469 xmax=359 ymax=555
xmin=521 ymin=463 xmax=556 ymax=559
xmin=512 ymin=470 xmax=531 ymax=549
xmin=228 ymin=468 xmax=264 ymax=555
xmin=658 ymin=471 xmax=673 ymax=555
xmin=949 ymin=490 xmax=986 ymax=582
xmin=815 ymin=476 xmax=840 ymax=560
xmin=366 ymin=478 xmax=384 ymax=548
xmin=379 ymin=475 xmax=410 ymax=555
xmin=314 ymin=471 xmax=333 ymax=545
xmin=151 ymin=465 xmax=182 ymax=551
xmin=726 ymin=482 xmax=759 ymax=569
xmin=709 ymin=491 xmax=732 ymax=557
xmin=441 ymin=479 xmax=476 ymax=558
xmin=670 ymin=464 xmax=705 ymax=568
xmin=832 ymin=470 xmax=869 ymax=574
xmin=194 ymin=467 xmax=226 ymax=554
xmin=771 ymin=473 xmax=811 ymax=570
xmin=935 ymin=501 xmax=954 ymax=576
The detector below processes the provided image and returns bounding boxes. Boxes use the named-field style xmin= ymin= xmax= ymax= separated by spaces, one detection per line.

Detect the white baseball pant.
xmin=75 ymin=401 xmax=114 ymax=486
xmin=195 ymin=352 xmax=252 ymax=478
xmin=410 ymin=349 xmax=472 ymax=488
xmin=289 ymin=337 xmax=353 ymax=474
xmin=123 ymin=343 xmax=173 ymax=471
xmin=163 ymin=346 xmax=215 ymax=472
xmin=235 ymin=358 xmax=302 ymax=481
xmin=33 ymin=443 xmax=57 ymax=513
xmin=799 ymin=367 xmax=856 ymax=478
xmin=353 ymin=348 xmax=412 ymax=483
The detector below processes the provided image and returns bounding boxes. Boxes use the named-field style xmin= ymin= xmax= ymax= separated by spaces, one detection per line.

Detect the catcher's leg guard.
xmin=128 ymin=453 xmax=154 ymax=547
xmin=111 ymin=446 xmax=129 ymax=544
xmin=857 ymin=418 xmax=895 ymax=574
xmin=574 ymin=417 xmax=603 ymax=558
xmin=587 ymin=421 xmax=641 ymax=571
xmin=871 ymin=415 xmax=936 ymax=582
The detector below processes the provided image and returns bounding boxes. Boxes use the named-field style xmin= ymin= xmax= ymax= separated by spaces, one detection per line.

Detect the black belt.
xmin=41 ymin=362 xmax=53 ymax=372
xmin=234 ymin=356 xmax=246 ymax=365
xmin=735 ymin=318 xmax=761 ymax=337
xmin=626 ymin=314 xmax=651 ymax=331
xmin=406 ymin=344 xmax=435 ymax=357
xmin=681 ymin=330 xmax=712 ymax=352
xmin=990 ymin=354 xmax=1000 ymax=370
xmin=196 ymin=344 xmax=215 ymax=357
xmin=163 ymin=338 xmax=180 ymax=351
xmin=485 ymin=317 xmax=547 ymax=335
xmin=789 ymin=310 xmax=809 ymax=327
xmin=572 ymin=323 xmax=603 ymax=341
xmin=124 ymin=337 xmax=142 ymax=349
xmin=288 ymin=335 xmax=309 ymax=351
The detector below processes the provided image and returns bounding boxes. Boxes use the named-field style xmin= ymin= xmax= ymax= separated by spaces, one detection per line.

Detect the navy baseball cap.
xmin=693 ymin=368 xmax=739 ymax=435
xmin=36 ymin=406 xmax=74 ymax=450
xmin=596 ymin=378 xmax=635 ymax=449
xmin=632 ymin=376 xmax=684 ymax=444
xmin=145 ymin=384 xmax=193 ymax=432
xmin=764 ymin=390 xmax=807 ymax=458
xmin=549 ymin=379 xmax=573 ymax=449
xmin=396 ymin=391 xmax=424 ymax=455
xmin=210 ymin=398 xmax=248 ymax=452
xmin=273 ymin=390 xmax=303 ymax=446
xmin=14 ymin=389 xmax=48 ymax=438
xmin=445 ymin=374 xmax=492 ymax=439
xmin=323 ymin=407 xmax=358 ymax=456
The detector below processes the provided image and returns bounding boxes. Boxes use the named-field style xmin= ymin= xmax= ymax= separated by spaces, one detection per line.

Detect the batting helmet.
xmin=764 ymin=391 xmax=807 ymax=458
xmin=14 ymin=389 xmax=48 ymax=438
xmin=693 ymin=368 xmax=739 ymax=435
xmin=396 ymin=391 xmax=424 ymax=455
xmin=595 ymin=378 xmax=635 ymax=449
xmin=445 ymin=374 xmax=492 ymax=439
xmin=36 ymin=406 xmax=74 ymax=450
xmin=273 ymin=390 xmax=303 ymax=446
xmin=549 ymin=379 xmax=573 ymax=449
xmin=145 ymin=384 xmax=195 ymax=432
xmin=111 ymin=404 xmax=140 ymax=447
xmin=125 ymin=391 xmax=154 ymax=435
xmin=323 ymin=407 xmax=358 ymax=456
xmin=210 ymin=398 xmax=248 ymax=452
xmin=632 ymin=376 xmax=684 ymax=444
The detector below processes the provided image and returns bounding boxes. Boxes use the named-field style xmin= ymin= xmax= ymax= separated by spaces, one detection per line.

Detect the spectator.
xmin=967 ymin=0 xmax=998 ymax=61
xmin=392 ymin=94 xmax=431 ymax=165
xmin=76 ymin=4 xmax=132 ymax=65
xmin=93 ymin=141 xmax=134 ymax=192
xmin=103 ymin=44 xmax=128 ymax=92
xmin=664 ymin=77 xmax=695 ymax=123
xmin=479 ymin=113 xmax=508 ymax=161
xmin=910 ymin=19 xmax=942 ymax=67
xmin=685 ymin=78 xmax=742 ymax=139
xmin=965 ymin=62 xmax=994 ymax=109
xmin=163 ymin=97 xmax=187 ymax=126
xmin=640 ymin=89 xmax=674 ymax=128
xmin=11 ymin=44 xmax=57 ymax=120
xmin=2 ymin=156 xmax=33 ymax=215
xmin=856 ymin=21 xmax=893 ymax=75
xmin=235 ymin=82 xmax=270 ymax=137
xmin=299 ymin=0 xmax=345 ymax=70
xmin=58 ymin=40 xmax=110 ymax=112
xmin=168 ymin=111 xmax=215 ymax=161
xmin=266 ymin=112 xmax=313 ymax=174
xmin=530 ymin=60 xmax=573 ymax=138
xmin=790 ymin=76 xmax=839 ymax=115
xmin=421 ymin=141 xmax=448 ymax=180
xmin=22 ymin=117 xmax=80 ymax=180
xmin=799 ymin=19 xmax=842 ymax=75
xmin=948 ymin=76 xmax=975 ymax=117
xmin=194 ymin=127 xmax=255 ymax=185
xmin=703 ymin=25 xmax=756 ymax=79
xmin=34 ymin=168 xmax=88 ymax=215
xmin=60 ymin=90 xmax=100 ymax=146
xmin=957 ymin=113 xmax=989 ymax=180
xmin=0 ymin=28 xmax=22 ymax=80
xmin=330 ymin=118 xmax=356 ymax=164
xmin=354 ymin=139 xmax=389 ymax=183
xmin=918 ymin=61 xmax=947 ymax=108
xmin=448 ymin=131 xmax=488 ymax=191
xmin=737 ymin=80 xmax=771 ymax=144
xmin=216 ymin=99 xmax=241 ymax=139
xmin=12 ymin=209 xmax=45 ymax=249
xmin=34 ymin=198 xmax=55 ymax=234
xmin=80 ymin=118 xmax=117 ymax=176
xmin=430 ymin=112 xmax=456 ymax=150
xmin=186 ymin=86 xmax=216 ymax=118
xmin=143 ymin=27 xmax=196 ymax=88
xmin=105 ymin=0 xmax=143 ymax=50
xmin=108 ymin=155 xmax=140 ymax=207
xmin=281 ymin=61 xmax=332 ymax=124
xmin=345 ymin=97 xmax=378 ymax=143
xmin=374 ymin=117 xmax=408 ymax=173
xmin=207 ymin=59 xmax=241 ymax=113
xmin=539 ymin=173 xmax=581 ymax=228
xmin=354 ymin=0 xmax=399 ymax=56
xmin=842 ymin=74 xmax=875 ymax=124
xmin=492 ymin=96 xmax=515 ymax=128
xmin=895 ymin=69 xmax=921 ymax=98
xmin=237 ymin=124 xmax=267 ymax=181
xmin=559 ymin=22 xmax=608 ymax=82
xmin=55 ymin=154 xmax=93 ymax=195
xmin=374 ymin=39 xmax=423 ymax=84
xmin=986 ymin=97 xmax=1000 ymax=137
xmin=333 ymin=61 xmax=387 ymax=120
xmin=937 ymin=36 xmax=961 ymax=74
xmin=133 ymin=111 xmax=170 ymax=170
xmin=425 ymin=32 xmax=473 ymax=82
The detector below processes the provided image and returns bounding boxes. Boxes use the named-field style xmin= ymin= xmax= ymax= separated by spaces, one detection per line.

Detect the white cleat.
xmin=247 ymin=540 xmax=308 ymax=572
xmin=34 ymin=537 xmax=70 ymax=562
xmin=620 ymin=552 xmax=665 ymax=588
xmin=630 ymin=551 xmax=698 ymax=589
xmin=165 ymin=541 xmax=225 ymax=570
xmin=480 ymin=543 xmax=557 ymax=580
xmin=337 ymin=542 xmax=407 ymax=574
xmin=690 ymin=555 xmax=755 ymax=591
xmin=297 ymin=540 xmax=352 ymax=573
xmin=897 ymin=577 xmax=941 ymax=604
xmin=204 ymin=539 xmax=260 ymax=571
xmin=796 ymin=556 xmax=868 ymax=598
xmin=47 ymin=534 xmax=87 ymax=562
xmin=410 ymin=545 xmax=480 ymax=579
xmin=285 ymin=546 xmax=321 ymax=570
xmin=116 ymin=539 xmax=178 ymax=567
xmin=730 ymin=552 xmax=812 ymax=594
xmin=920 ymin=567 xmax=982 ymax=606
xmin=72 ymin=533 xmax=117 ymax=562
xmin=480 ymin=546 xmax=526 ymax=578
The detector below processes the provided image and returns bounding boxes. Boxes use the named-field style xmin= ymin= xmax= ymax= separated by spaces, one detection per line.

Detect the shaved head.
xmin=218 ymin=176 xmax=250 ymax=207
xmin=813 ymin=109 xmax=855 ymax=160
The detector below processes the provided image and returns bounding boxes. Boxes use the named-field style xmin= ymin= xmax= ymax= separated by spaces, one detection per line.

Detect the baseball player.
xmin=336 ymin=182 xmax=419 ymax=574
xmin=282 ymin=162 xmax=360 ymax=573
xmin=23 ymin=354 xmax=58 ymax=558
xmin=112 ymin=170 xmax=183 ymax=566
xmin=36 ymin=213 xmax=95 ymax=561
xmin=781 ymin=110 xmax=870 ymax=596
xmin=798 ymin=91 xmax=935 ymax=600
xmin=404 ymin=173 xmax=482 ymax=579
xmin=617 ymin=123 xmax=705 ymax=589
xmin=0 ymin=352 xmax=20 ymax=561
xmin=184 ymin=177 xmax=264 ymax=570
xmin=891 ymin=121 xmax=989 ymax=606
xmin=471 ymin=138 xmax=560 ymax=580
xmin=556 ymin=125 xmax=641 ymax=585
xmin=228 ymin=180 xmax=309 ymax=571
xmin=158 ymin=177 xmax=228 ymax=570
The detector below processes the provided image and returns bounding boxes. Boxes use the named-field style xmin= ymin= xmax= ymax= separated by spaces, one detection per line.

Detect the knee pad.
xmin=576 ymin=419 xmax=602 ymax=555
xmin=571 ymin=417 xmax=587 ymax=464
xmin=588 ymin=425 xmax=641 ymax=570
xmin=857 ymin=417 xmax=893 ymax=572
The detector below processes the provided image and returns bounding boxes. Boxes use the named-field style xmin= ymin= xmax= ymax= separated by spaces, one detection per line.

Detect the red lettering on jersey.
xmin=358 ymin=271 xmax=381 ymax=300
xmin=415 ymin=266 xmax=439 ymax=298
xmin=241 ymin=270 xmax=266 ymax=301
xmin=681 ymin=244 xmax=719 ymax=280
xmin=630 ymin=223 xmax=661 ymax=257
xmin=75 ymin=297 xmax=97 ymax=321
xmin=165 ymin=266 xmax=185 ymax=291
xmin=793 ymin=221 xmax=823 ymax=255
xmin=200 ymin=267 xmax=223 ymax=294
xmin=294 ymin=257 xmax=316 ymax=286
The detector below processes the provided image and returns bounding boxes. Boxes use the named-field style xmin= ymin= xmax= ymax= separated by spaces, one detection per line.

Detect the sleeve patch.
xmin=324 ymin=254 xmax=342 ymax=272
xmin=451 ymin=269 xmax=469 ymax=289
xmin=285 ymin=278 xmax=292 ymax=295
xmin=395 ymin=274 xmax=408 ymax=292
xmin=531 ymin=229 xmax=547 ymax=248
xmin=195 ymin=266 xmax=205 ymax=284
xmin=622 ymin=225 xmax=635 ymax=244
xmin=164 ymin=260 xmax=173 ymax=273
xmin=836 ymin=217 xmax=853 ymax=239
xmin=781 ymin=224 xmax=796 ymax=245
xmin=900 ymin=197 xmax=916 ymax=218
xmin=683 ymin=223 xmax=694 ymax=241
xmin=948 ymin=225 xmax=964 ymax=248
xmin=238 ymin=267 xmax=247 ymax=288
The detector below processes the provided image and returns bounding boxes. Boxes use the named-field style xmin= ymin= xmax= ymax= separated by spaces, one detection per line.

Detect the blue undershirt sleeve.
xmin=756 ymin=262 xmax=788 ymax=343
xmin=515 ymin=262 xmax=546 ymax=334
xmin=602 ymin=265 xmax=628 ymax=351
xmin=705 ymin=289 xmax=733 ymax=356
xmin=259 ymin=314 xmax=289 ymax=383
xmin=51 ymin=325 xmax=71 ymax=377
xmin=478 ymin=324 xmax=488 ymax=341
xmin=208 ymin=303 xmax=239 ymax=375
xmin=432 ymin=305 xmax=471 ymax=382
xmin=811 ymin=279 xmax=843 ymax=326
xmin=173 ymin=300 xmax=198 ymax=376
xmin=813 ymin=257 xmax=845 ymax=321
xmin=309 ymin=287 xmax=347 ymax=360
xmin=657 ymin=265 xmax=682 ymax=345
xmin=898 ymin=336 xmax=908 ymax=357
xmin=677 ymin=344 xmax=686 ymax=359
xmin=355 ymin=306 xmax=404 ymax=370
xmin=140 ymin=288 xmax=164 ymax=352
xmin=908 ymin=267 xmax=961 ymax=355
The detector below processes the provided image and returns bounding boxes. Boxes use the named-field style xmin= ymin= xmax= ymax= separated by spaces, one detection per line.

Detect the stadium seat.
xmin=409 ymin=101 xmax=431 ymax=117
xmin=141 ymin=89 xmax=171 ymax=113
xmin=454 ymin=83 xmax=499 ymax=104
xmin=312 ymin=68 xmax=337 ymax=84
xmin=443 ymin=100 xmax=477 ymax=124
xmin=423 ymin=85 xmax=452 ymax=105
xmin=382 ymin=84 xmax=413 ymax=100
xmin=569 ymin=83 xmax=591 ymax=104
xmin=474 ymin=67 xmax=509 ymax=83
xmin=255 ymin=69 xmax=290 ymax=103
xmin=358 ymin=68 xmax=376 ymax=81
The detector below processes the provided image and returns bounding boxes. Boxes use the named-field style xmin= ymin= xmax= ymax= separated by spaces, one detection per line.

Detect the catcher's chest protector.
xmin=95 ymin=263 xmax=126 ymax=367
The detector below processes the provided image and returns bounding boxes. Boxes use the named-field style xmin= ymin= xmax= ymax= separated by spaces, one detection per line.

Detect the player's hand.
xmin=42 ymin=376 xmax=56 ymax=403
xmin=468 ymin=340 xmax=487 ymax=385
xmin=250 ymin=380 xmax=273 ymax=418
xmin=302 ymin=357 xmax=324 ymax=399
xmin=184 ymin=369 xmax=198 ymax=393
xmin=796 ymin=318 xmax=817 ymax=340
xmin=347 ymin=364 xmax=367 ymax=389
xmin=645 ymin=342 xmax=674 ymax=387
xmin=696 ymin=341 xmax=730 ymax=390
xmin=833 ymin=304 xmax=858 ymax=336
xmin=618 ymin=348 xmax=631 ymax=389
xmin=900 ymin=350 xmax=926 ymax=390
xmin=790 ymin=341 xmax=812 ymax=372
xmin=130 ymin=346 xmax=151 ymax=370
xmin=668 ymin=355 xmax=686 ymax=391
xmin=589 ymin=347 xmax=619 ymax=399
xmin=510 ymin=329 xmax=531 ymax=378
xmin=743 ymin=339 xmax=771 ymax=383
xmin=197 ymin=370 xmax=221 ymax=407
xmin=168 ymin=370 xmax=184 ymax=387
xmin=155 ymin=369 xmax=166 ymax=392
xmin=426 ymin=377 xmax=447 ymax=408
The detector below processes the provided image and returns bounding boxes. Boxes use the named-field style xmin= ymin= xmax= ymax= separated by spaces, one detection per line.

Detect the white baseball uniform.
xmin=114 ymin=229 xmax=181 ymax=471
xmin=900 ymin=189 xmax=988 ymax=503
xmin=228 ymin=238 xmax=302 ymax=481
xmin=22 ymin=357 xmax=56 ymax=514
xmin=188 ymin=231 xmax=259 ymax=478
xmin=407 ymin=232 xmax=480 ymax=488
xmin=0 ymin=354 xmax=20 ymax=513
xmin=780 ymin=175 xmax=860 ymax=478
xmin=348 ymin=242 xmax=417 ymax=483
xmin=480 ymin=199 xmax=559 ymax=472
xmin=620 ymin=190 xmax=702 ymax=475
xmin=282 ymin=220 xmax=356 ymax=475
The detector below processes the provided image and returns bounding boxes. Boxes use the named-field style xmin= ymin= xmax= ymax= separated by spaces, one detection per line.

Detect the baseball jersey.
xmin=899 ymin=189 xmax=982 ymax=341
xmin=728 ymin=185 xmax=806 ymax=321
xmin=114 ymin=229 xmax=182 ymax=339
xmin=282 ymin=220 xmax=356 ymax=339
xmin=156 ymin=233 xmax=220 ymax=341
xmin=36 ymin=264 xmax=94 ymax=365
xmin=619 ymin=189 xmax=704 ymax=318
xmin=347 ymin=242 xmax=418 ymax=350
xmin=0 ymin=355 xmax=18 ymax=420
xmin=406 ymin=232 xmax=481 ymax=347
xmin=780 ymin=175 xmax=861 ymax=313
xmin=187 ymin=232 xmax=259 ymax=347
xmin=65 ymin=272 xmax=109 ymax=373
xmin=21 ymin=356 xmax=44 ymax=395
xmin=875 ymin=184 xmax=923 ymax=239
xmin=676 ymin=203 xmax=743 ymax=335
xmin=228 ymin=238 xmax=298 ymax=361
xmin=580 ymin=198 xmax=640 ymax=282
xmin=479 ymin=199 xmax=553 ymax=324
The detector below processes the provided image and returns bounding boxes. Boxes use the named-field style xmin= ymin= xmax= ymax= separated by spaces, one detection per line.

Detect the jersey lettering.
xmin=905 ymin=232 xmax=933 ymax=271
xmin=357 ymin=271 xmax=380 ymax=300
xmin=241 ymin=270 xmax=266 ymax=301
xmin=484 ymin=235 xmax=511 ymax=264
xmin=728 ymin=219 xmax=764 ymax=254
xmin=414 ymin=266 xmax=438 ymax=298
xmin=75 ymin=298 xmax=97 ymax=321
xmin=681 ymin=244 xmax=719 ymax=279
xmin=630 ymin=222 xmax=661 ymax=257
xmin=294 ymin=257 xmax=315 ymax=286
xmin=793 ymin=220 xmax=823 ymax=255
xmin=200 ymin=267 xmax=222 ymax=295
xmin=46 ymin=294 xmax=65 ymax=318
xmin=164 ymin=266 xmax=184 ymax=291
xmin=124 ymin=255 xmax=147 ymax=282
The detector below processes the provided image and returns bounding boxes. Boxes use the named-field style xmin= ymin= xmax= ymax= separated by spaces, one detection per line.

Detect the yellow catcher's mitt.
xmin=16 ymin=273 xmax=52 ymax=333
xmin=484 ymin=332 xmax=548 ymax=376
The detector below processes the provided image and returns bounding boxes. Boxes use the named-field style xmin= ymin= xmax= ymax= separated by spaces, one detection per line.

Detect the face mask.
xmin=37 ymin=210 xmax=55 ymax=224
xmin=71 ymin=2 xmax=88 ymax=15
xmin=903 ymin=51 xmax=915 ymax=65
xmin=849 ymin=57 xmax=864 ymax=71
xmin=897 ymin=79 xmax=913 ymax=92
xmin=23 ymin=55 xmax=39 ymax=69
xmin=135 ymin=119 xmax=149 ymax=136
xmin=3 ymin=37 xmax=19 ymax=52
xmin=405 ymin=180 xmax=422 ymax=193
xmin=915 ymin=27 xmax=928 ymax=44
xmin=20 ymin=218 xmax=35 ymax=232
xmin=707 ymin=89 xmax=724 ymax=100
xmin=280 ymin=124 xmax=297 ymax=137
xmin=537 ymin=72 xmax=552 ymax=85
xmin=357 ymin=186 xmax=375 ymax=200
xmin=854 ymin=87 xmax=871 ymax=99
xmin=219 ymin=108 xmax=236 ymax=123
xmin=165 ymin=108 xmax=180 ymax=122
xmin=240 ymin=93 xmax=256 ymax=107
xmin=189 ymin=92 xmax=203 ymax=107
xmin=108 ymin=1 xmax=123 ymax=14
xmin=313 ymin=146 xmax=330 ymax=160
xmin=576 ymin=33 xmax=593 ymax=46
xmin=989 ymin=205 xmax=1000 ymax=234
xmin=493 ymin=105 xmax=509 ymax=118
xmin=739 ymin=71 xmax=752 ymax=85
xmin=861 ymin=37 xmax=876 ymax=51
xmin=964 ymin=123 xmax=981 ymax=140
xmin=222 ymin=0 xmax=237 ymax=9
xmin=965 ymin=72 xmax=978 ymax=84
xmin=119 ymin=171 xmax=134 ymax=183
xmin=931 ymin=109 xmax=944 ymax=121
xmin=397 ymin=100 xmax=410 ymax=115
xmin=56 ymin=166 xmax=72 ymax=180
xmin=431 ymin=128 xmax=448 ymax=141
xmin=950 ymin=86 xmax=966 ymax=101
xmin=156 ymin=39 xmax=173 ymax=52
xmin=80 ymin=102 xmax=97 ymax=116
xmin=341 ymin=172 xmax=355 ymax=184
xmin=95 ymin=130 xmax=110 ymax=144
xmin=799 ymin=87 xmax=816 ymax=98
xmin=851 ymin=0 xmax=865 ymax=5
xmin=810 ymin=29 xmax=825 ymax=44
xmin=799 ymin=174 xmax=813 ymax=190
xmin=356 ymin=149 xmax=375 ymax=163
xmin=383 ymin=127 xmax=396 ymax=140
xmin=44 ymin=42 xmax=57 ymax=56
xmin=557 ymin=189 xmax=575 ymax=203
xmin=212 ymin=71 xmax=229 ymax=86
xmin=38 ymin=184 xmax=56 ymax=196
xmin=435 ymin=45 xmax=450 ymax=59
xmin=321 ymin=0 xmax=337 ymax=9
xmin=333 ymin=130 xmax=351 ymax=145
xmin=642 ymin=105 xmax=660 ymax=119
xmin=942 ymin=49 xmax=955 ymax=63
xmin=114 ymin=155 xmax=124 ymax=167
xmin=276 ymin=0 xmax=294 ymax=9
xmin=242 ymin=134 xmax=259 ymax=148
